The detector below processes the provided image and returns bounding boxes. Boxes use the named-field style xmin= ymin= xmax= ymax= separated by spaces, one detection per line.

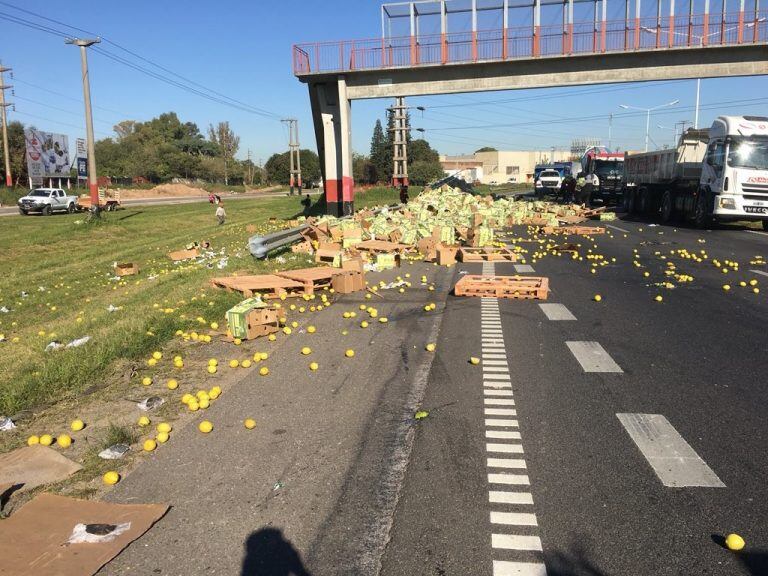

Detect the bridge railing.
xmin=293 ymin=10 xmax=767 ymax=75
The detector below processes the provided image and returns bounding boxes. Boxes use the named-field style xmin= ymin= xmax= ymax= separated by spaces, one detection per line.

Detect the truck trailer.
xmin=623 ymin=115 xmax=768 ymax=229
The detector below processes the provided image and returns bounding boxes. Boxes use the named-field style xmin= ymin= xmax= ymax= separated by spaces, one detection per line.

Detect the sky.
xmin=0 ymin=0 xmax=766 ymax=164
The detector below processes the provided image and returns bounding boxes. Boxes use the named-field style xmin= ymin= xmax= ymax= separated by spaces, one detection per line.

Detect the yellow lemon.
xmin=301 ymin=347 xmax=312 ymax=355
xmin=141 ymin=376 xmax=152 ymax=386
xmin=210 ymin=322 xmax=219 ymax=330
xmin=199 ymin=398 xmax=210 ymax=409
xmin=157 ymin=422 xmax=172 ymax=434
xmin=229 ymin=359 xmax=239 ymax=368
xmin=147 ymin=358 xmax=157 ymax=367
xmin=259 ymin=366 xmax=270 ymax=376
xmin=309 ymin=362 xmax=319 ymax=371
xmin=723 ymin=284 xmax=731 ymax=291
xmin=379 ymin=317 xmax=388 ymax=323
xmin=291 ymin=321 xmax=299 ymax=328
xmin=103 ymin=471 xmax=120 ymax=485
xmin=655 ymin=295 xmax=664 ymax=302
xmin=156 ymin=431 xmax=170 ymax=443
xmin=138 ymin=416 xmax=151 ymax=426
xmin=143 ymin=439 xmax=157 ymax=452
xmin=188 ymin=402 xmax=199 ymax=412
xmin=360 ymin=321 xmax=369 ymax=328
xmin=173 ymin=359 xmax=184 ymax=368
xmin=725 ymin=533 xmax=745 ymax=551
xmin=181 ymin=393 xmax=194 ymax=404
xmin=39 ymin=434 xmax=53 ymax=446
xmin=470 ymin=357 xmax=480 ymax=365
xmin=426 ymin=343 xmax=436 ymax=352
xmin=307 ymin=325 xmax=316 ymax=333
xmin=70 ymin=419 xmax=85 ymax=432
xmin=152 ymin=351 xmax=162 ymax=360
xmin=594 ymin=294 xmax=602 ymax=302
xmin=283 ymin=327 xmax=292 ymax=335
xmin=207 ymin=365 xmax=217 ymax=374
xmin=167 ymin=379 xmax=179 ymax=390
xmin=345 ymin=349 xmax=355 ymax=358
xmin=208 ymin=358 xmax=218 ymax=366
xmin=198 ymin=420 xmax=213 ymax=433
xmin=244 ymin=418 xmax=257 ymax=429
xmin=27 ymin=435 xmax=40 ymax=446
xmin=241 ymin=359 xmax=252 ymax=368
xmin=56 ymin=434 xmax=72 ymax=448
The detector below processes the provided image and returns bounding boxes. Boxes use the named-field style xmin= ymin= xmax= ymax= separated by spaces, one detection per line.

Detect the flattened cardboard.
xmin=0 ymin=493 xmax=168 ymax=576
xmin=168 ymin=248 xmax=199 ymax=261
xmin=0 ymin=446 xmax=82 ymax=491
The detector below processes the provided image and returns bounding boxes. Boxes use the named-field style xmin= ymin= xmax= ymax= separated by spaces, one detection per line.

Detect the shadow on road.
xmin=241 ymin=528 xmax=313 ymax=576
xmin=712 ymin=535 xmax=768 ymax=576
xmin=545 ymin=543 xmax=609 ymax=576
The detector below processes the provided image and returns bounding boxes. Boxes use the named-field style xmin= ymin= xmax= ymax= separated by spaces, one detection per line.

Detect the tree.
xmin=207 ymin=121 xmax=240 ymax=185
xmin=265 ymin=149 xmax=320 ymax=186
xmin=369 ymin=119 xmax=388 ymax=184
xmin=0 ymin=121 xmax=28 ymax=186
xmin=113 ymin=120 xmax=136 ymax=141
xmin=407 ymin=138 xmax=443 ymax=185
xmin=475 ymin=146 xmax=497 ymax=153
xmin=353 ymin=153 xmax=376 ymax=185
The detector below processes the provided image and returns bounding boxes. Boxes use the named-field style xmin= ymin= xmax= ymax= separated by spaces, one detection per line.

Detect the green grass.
xmin=0 ymin=190 xmax=398 ymax=417
xmin=0 ymin=186 xmax=29 ymax=207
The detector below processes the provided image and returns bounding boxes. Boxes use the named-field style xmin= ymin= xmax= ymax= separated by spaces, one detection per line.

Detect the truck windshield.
xmin=728 ymin=136 xmax=768 ymax=170
xmin=594 ymin=160 xmax=622 ymax=177
xmin=29 ymin=190 xmax=51 ymax=197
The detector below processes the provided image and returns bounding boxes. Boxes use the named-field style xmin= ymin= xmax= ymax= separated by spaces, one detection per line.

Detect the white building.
xmin=440 ymin=149 xmax=571 ymax=185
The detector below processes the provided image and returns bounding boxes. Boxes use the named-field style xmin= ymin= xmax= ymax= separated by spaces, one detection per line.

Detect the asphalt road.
xmin=94 ymin=216 xmax=767 ymax=576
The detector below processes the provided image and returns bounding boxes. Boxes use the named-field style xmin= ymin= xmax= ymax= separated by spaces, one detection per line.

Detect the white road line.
xmin=482 ymin=323 xmax=503 ymax=327
xmin=485 ymin=430 xmax=521 ymax=439
xmin=485 ymin=419 xmax=519 ymax=427
xmin=483 ymin=372 xmax=511 ymax=379
xmin=492 ymin=534 xmax=543 ymax=551
xmin=483 ymin=354 xmax=508 ymax=359
xmin=490 ymin=512 xmax=538 ymax=526
xmin=487 ymin=458 xmax=526 ymax=469
xmin=482 ymin=330 xmax=505 ymax=335
xmin=484 ymin=389 xmax=514 ymax=396
xmin=483 ymin=366 xmax=510 ymax=373
xmin=484 ymin=382 xmax=513 ymax=389
xmin=485 ymin=408 xmax=517 ymax=416
xmin=606 ymin=223 xmax=631 ymax=233
xmin=513 ymin=264 xmax=535 ymax=273
xmin=566 ymin=341 xmax=623 ymax=373
xmin=493 ymin=560 xmax=548 ymax=576
xmin=616 ymin=413 xmax=725 ymax=488
xmin=489 ymin=491 xmax=533 ymax=504
xmin=745 ymin=229 xmax=768 ymax=236
xmin=486 ymin=443 xmax=524 ymax=453
xmin=483 ymin=360 xmax=509 ymax=366
xmin=484 ymin=398 xmax=516 ymax=406
xmin=750 ymin=269 xmax=768 ymax=277
xmin=538 ymin=303 xmax=577 ymax=321
xmin=488 ymin=473 xmax=530 ymax=485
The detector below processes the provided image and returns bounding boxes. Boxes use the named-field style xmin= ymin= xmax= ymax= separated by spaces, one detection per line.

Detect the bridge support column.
xmin=309 ymin=77 xmax=354 ymax=216
xmin=703 ymin=0 xmax=710 ymax=45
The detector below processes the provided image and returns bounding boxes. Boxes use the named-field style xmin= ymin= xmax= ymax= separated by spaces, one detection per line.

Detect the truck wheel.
xmin=19 ymin=208 xmax=28 ymax=215
xmin=42 ymin=205 xmax=52 ymax=216
xmin=693 ymin=191 xmax=711 ymax=229
xmin=67 ymin=203 xmax=76 ymax=214
xmin=637 ymin=189 xmax=649 ymax=215
xmin=624 ymin=189 xmax=636 ymax=214
xmin=660 ymin=192 xmax=675 ymax=223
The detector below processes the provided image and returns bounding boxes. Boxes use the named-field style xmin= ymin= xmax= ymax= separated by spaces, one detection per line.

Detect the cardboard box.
xmin=342 ymin=227 xmax=362 ymax=248
xmin=332 ymin=270 xmax=365 ymax=294
xmin=226 ymin=297 xmax=279 ymax=340
xmin=341 ymin=255 xmax=365 ymax=272
xmin=291 ymin=240 xmax=313 ymax=254
xmin=168 ymin=248 xmax=199 ymax=261
xmin=376 ymin=253 xmax=401 ymax=270
xmin=115 ymin=262 xmax=139 ymax=277
xmin=437 ymin=245 xmax=459 ymax=266
xmin=416 ymin=238 xmax=437 ymax=262
xmin=315 ymin=243 xmax=343 ymax=267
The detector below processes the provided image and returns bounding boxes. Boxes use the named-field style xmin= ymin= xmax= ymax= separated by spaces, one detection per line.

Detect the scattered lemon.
xmin=210 ymin=322 xmax=219 ymax=330
xmin=244 ymin=418 xmax=256 ymax=429
xmin=167 ymin=379 xmax=179 ymax=390
xmin=56 ymin=434 xmax=72 ymax=448
xmin=199 ymin=398 xmax=210 ymax=409
xmin=229 ymin=359 xmax=239 ymax=368
xmin=268 ymin=334 xmax=277 ymax=341
xmin=470 ymin=357 xmax=480 ymax=365
xmin=655 ymin=295 xmax=664 ymax=302
xmin=152 ymin=351 xmax=162 ymax=360
xmin=723 ymin=284 xmax=731 ymax=291
xmin=156 ymin=431 xmax=170 ymax=443
xmin=594 ymin=294 xmax=602 ymax=302
xmin=141 ymin=376 xmax=152 ymax=386
xmin=157 ymin=422 xmax=172 ymax=434
xmin=198 ymin=420 xmax=213 ymax=433
xmin=301 ymin=347 xmax=312 ymax=355
xmin=147 ymin=358 xmax=157 ymax=367
xmin=283 ymin=327 xmax=292 ymax=335
xmin=345 ymin=349 xmax=355 ymax=358
xmin=309 ymin=362 xmax=319 ymax=371
xmin=307 ymin=325 xmax=316 ymax=333
xmin=259 ymin=366 xmax=270 ymax=376
xmin=138 ymin=416 xmax=151 ymax=426
xmin=725 ymin=533 xmax=745 ymax=551
xmin=143 ymin=439 xmax=157 ymax=452
xmin=241 ymin=359 xmax=252 ymax=368
xmin=39 ymin=434 xmax=53 ymax=446
xmin=207 ymin=365 xmax=217 ymax=374
xmin=27 ymin=435 xmax=40 ymax=446
xmin=208 ymin=358 xmax=218 ymax=366
xmin=234 ymin=338 xmax=242 ymax=345
xmin=426 ymin=343 xmax=436 ymax=352
xmin=70 ymin=419 xmax=85 ymax=432
xmin=103 ymin=471 xmax=120 ymax=485
xmin=360 ymin=321 xmax=369 ymax=328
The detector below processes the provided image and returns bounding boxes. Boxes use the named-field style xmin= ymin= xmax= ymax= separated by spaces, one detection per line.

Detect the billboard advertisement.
xmin=24 ymin=129 xmax=71 ymax=180
xmin=76 ymin=138 xmax=87 ymax=178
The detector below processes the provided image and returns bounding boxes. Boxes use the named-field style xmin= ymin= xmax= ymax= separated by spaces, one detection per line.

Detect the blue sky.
xmin=0 ymin=0 xmax=766 ymax=162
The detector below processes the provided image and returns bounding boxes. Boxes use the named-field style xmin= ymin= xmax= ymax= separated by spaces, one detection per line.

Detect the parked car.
xmin=535 ymin=169 xmax=563 ymax=197
xmin=17 ymin=188 xmax=79 ymax=215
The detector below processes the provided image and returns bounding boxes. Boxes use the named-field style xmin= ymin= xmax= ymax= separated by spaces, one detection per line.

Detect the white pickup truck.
xmin=17 ymin=188 xmax=79 ymax=216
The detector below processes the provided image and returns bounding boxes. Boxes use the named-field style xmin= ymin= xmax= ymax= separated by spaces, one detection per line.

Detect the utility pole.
xmin=247 ymin=149 xmax=252 ymax=187
xmin=0 ymin=63 xmax=12 ymax=188
xmin=608 ymin=113 xmax=613 ymax=151
xmin=694 ymin=78 xmax=701 ymax=129
xmin=389 ymin=96 xmax=409 ymax=188
xmin=66 ymin=37 xmax=101 ymax=207
xmin=282 ymin=118 xmax=301 ymax=195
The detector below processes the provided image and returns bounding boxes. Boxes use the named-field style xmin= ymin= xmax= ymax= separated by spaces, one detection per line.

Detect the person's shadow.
xmin=241 ymin=528 xmax=313 ymax=576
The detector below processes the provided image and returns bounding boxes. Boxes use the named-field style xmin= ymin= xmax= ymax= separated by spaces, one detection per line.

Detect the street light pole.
xmin=619 ymin=99 xmax=679 ymax=152
xmin=0 ymin=63 xmax=12 ymax=188
xmin=694 ymin=78 xmax=701 ymax=129
xmin=66 ymin=38 xmax=100 ymax=207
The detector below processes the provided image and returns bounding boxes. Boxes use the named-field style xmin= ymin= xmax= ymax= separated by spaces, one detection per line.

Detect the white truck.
xmin=623 ymin=115 xmax=768 ymax=229
xmin=535 ymin=169 xmax=563 ymax=197
xmin=17 ymin=188 xmax=79 ymax=216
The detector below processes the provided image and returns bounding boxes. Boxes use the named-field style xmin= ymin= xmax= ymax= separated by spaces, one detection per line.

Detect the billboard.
xmin=24 ymin=129 xmax=71 ymax=180
xmin=76 ymin=138 xmax=87 ymax=179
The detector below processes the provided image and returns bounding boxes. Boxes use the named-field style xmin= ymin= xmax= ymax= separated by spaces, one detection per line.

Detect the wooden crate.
xmin=276 ymin=267 xmax=344 ymax=294
xmin=355 ymin=239 xmax=410 ymax=254
xmin=454 ymin=275 xmax=549 ymax=300
xmin=541 ymin=225 xmax=606 ymax=235
xmin=210 ymin=274 xmax=307 ymax=299
xmin=458 ymin=247 xmax=519 ymax=262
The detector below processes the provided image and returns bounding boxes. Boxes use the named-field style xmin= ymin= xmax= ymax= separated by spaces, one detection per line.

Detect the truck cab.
xmin=581 ymin=148 xmax=624 ymax=205
xmin=701 ymin=115 xmax=768 ymax=227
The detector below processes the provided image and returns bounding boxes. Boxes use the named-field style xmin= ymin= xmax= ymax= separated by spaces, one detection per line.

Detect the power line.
xmin=13 ymin=95 xmax=114 ymax=127
xmin=12 ymin=77 xmax=132 ymax=116
xmin=12 ymin=110 xmax=111 ymax=137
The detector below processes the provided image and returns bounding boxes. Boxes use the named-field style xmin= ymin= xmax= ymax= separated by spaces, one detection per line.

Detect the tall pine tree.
xmin=370 ymin=119 xmax=389 ymax=184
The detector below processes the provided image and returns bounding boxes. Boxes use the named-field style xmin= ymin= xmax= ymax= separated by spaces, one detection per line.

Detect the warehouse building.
xmin=440 ymin=149 xmax=571 ymax=185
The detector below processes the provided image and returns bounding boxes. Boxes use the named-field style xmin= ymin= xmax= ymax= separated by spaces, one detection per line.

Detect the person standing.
xmin=215 ymin=202 xmax=226 ymax=225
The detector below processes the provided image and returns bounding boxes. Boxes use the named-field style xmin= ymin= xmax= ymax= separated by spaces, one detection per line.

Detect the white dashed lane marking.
xmin=617 ymin=413 xmax=725 ymax=488
xmin=750 ymin=269 xmax=768 ymax=277
xmin=477 ymin=266 xmax=547 ymax=575
xmin=513 ymin=264 xmax=535 ymax=273
xmin=538 ymin=303 xmax=577 ymax=321
xmin=606 ymin=223 xmax=631 ymax=233
xmin=566 ymin=341 xmax=623 ymax=373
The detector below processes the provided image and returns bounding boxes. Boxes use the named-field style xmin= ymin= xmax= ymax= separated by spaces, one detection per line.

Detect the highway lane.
xmin=381 ymin=220 xmax=768 ymax=575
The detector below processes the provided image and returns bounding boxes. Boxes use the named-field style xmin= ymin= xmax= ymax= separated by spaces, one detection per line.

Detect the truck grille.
xmin=742 ymin=185 xmax=768 ymax=196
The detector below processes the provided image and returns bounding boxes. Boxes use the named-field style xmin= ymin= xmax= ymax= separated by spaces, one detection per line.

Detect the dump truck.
xmin=580 ymin=147 xmax=624 ymax=205
xmin=623 ymin=115 xmax=768 ymax=229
